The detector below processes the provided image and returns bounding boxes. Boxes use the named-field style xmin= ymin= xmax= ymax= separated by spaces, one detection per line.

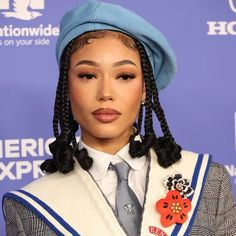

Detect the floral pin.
xmin=156 ymin=173 xmax=194 ymax=227
xmin=164 ymin=173 xmax=194 ymax=198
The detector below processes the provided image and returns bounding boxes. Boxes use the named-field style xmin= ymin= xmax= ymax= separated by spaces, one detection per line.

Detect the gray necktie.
xmin=113 ymin=161 xmax=142 ymax=236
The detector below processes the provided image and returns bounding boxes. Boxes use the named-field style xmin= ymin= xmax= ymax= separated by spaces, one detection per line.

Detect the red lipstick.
xmin=92 ymin=108 xmax=121 ymax=123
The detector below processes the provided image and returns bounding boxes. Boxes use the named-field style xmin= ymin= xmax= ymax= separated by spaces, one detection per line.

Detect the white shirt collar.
xmin=78 ymin=137 xmax=147 ymax=181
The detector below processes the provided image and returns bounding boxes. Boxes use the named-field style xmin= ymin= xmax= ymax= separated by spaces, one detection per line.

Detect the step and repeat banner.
xmin=0 ymin=0 xmax=236 ymax=233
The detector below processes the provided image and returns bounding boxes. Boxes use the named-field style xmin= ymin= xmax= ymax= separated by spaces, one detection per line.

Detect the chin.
xmin=94 ymin=130 xmax=126 ymax=139
xmin=85 ymin=125 xmax=132 ymax=140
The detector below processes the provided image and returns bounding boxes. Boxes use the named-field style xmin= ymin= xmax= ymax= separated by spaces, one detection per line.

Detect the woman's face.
xmin=68 ymin=35 xmax=145 ymax=149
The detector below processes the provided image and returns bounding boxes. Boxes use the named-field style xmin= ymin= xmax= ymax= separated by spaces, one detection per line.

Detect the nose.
xmin=96 ymin=77 xmax=114 ymax=102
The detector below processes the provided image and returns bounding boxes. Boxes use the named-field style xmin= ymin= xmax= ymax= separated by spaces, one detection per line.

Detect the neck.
xmin=81 ymin=129 xmax=134 ymax=155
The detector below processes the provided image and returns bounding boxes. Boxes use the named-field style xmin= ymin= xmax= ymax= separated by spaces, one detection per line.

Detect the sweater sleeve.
xmin=215 ymin=163 xmax=236 ymax=235
xmin=190 ymin=162 xmax=236 ymax=236
xmin=3 ymin=197 xmax=57 ymax=236
xmin=3 ymin=198 xmax=26 ymax=236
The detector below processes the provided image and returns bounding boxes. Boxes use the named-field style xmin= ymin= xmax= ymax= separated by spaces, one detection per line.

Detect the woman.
xmin=3 ymin=0 xmax=236 ymax=235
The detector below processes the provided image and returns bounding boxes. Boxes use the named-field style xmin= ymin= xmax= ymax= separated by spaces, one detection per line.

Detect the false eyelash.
xmin=117 ymin=72 xmax=136 ymax=80
xmin=77 ymin=72 xmax=96 ymax=79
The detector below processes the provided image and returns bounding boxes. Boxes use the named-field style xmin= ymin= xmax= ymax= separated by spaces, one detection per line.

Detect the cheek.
xmin=120 ymin=83 xmax=143 ymax=120
xmin=69 ymin=81 xmax=88 ymax=117
xmin=124 ymin=82 xmax=143 ymax=106
xmin=70 ymin=92 xmax=89 ymax=111
xmin=70 ymin=94 xmax=91 ymax=126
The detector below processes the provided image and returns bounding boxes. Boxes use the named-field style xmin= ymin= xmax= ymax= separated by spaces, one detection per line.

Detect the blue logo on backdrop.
xmin=0 ymin=0 xmax=44 ymax=20
xmin=207 ymin=0 xmax=236 ymax=35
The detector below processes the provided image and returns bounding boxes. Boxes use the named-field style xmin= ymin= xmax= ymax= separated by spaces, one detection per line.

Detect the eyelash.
xmin=76 ymin=72 xmax=136 ymax=81
xmin=77 ymin=72 xmax=96 ymax=80
xmin=117 ymin=73 xmax=136 ymax=81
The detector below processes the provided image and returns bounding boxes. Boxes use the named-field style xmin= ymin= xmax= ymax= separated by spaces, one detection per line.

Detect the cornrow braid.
xmin=129 ymin=40 xmax=182 ymax=167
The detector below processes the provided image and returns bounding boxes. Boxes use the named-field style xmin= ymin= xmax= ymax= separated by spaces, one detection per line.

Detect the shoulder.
xmin=192 ymin=162 xmax=236 ymax=235
xmin=178 ymin=151 xmax=232 ymax=196
xmin=2 ymin=171 xmax=71 ymax=209
xmin=22 ymin=168 xmax=75 ymax=193
xmin=198 ymin=160 xmax=235 ymax=214
xmin=150 ymin=148 xmax=211 ymax=166
xmin=204 ymin=161 xmax=233 ymax=198
xmin=180 ymin=149 xmax=211 ymax=161
xmin=2 ymin=173 xmax=63 ymax=233
xmin=4 ymin=163 xmax=86 ymax=201
xmin=3 ymin=197 xmax=38 ymax=221
xmin=207 ymin=161 xmax=230 ymax=181
xmin=168 ymin=150 xmax=232 ymax=198
xmin=3 ymin=197 xmax=57 ymax=235
xmin=170 ymin=149 xmax=212 ymax=172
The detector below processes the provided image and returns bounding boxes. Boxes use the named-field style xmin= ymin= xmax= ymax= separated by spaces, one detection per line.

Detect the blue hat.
xmin=56 ymin=0 xmax=177 ymax=90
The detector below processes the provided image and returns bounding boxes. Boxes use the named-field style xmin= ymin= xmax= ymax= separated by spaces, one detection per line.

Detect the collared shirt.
xmin=78 ymin=140 xmax=149 ymax=209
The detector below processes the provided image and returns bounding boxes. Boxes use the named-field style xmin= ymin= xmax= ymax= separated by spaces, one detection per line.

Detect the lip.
xmin=92 ymin=108 xmax=121 ymax=123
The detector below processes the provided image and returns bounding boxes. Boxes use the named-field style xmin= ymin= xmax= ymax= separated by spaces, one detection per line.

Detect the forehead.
xmin=69 ymin=36 xmax=142 ymax=70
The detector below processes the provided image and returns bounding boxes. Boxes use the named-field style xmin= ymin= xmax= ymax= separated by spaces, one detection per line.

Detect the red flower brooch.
xmin=156 ymin=173 xmax=194 ymax=227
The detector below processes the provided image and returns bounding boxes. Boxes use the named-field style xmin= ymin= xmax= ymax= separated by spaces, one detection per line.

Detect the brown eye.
xmin=117 ymin=73 xmax=136 ymax=81
xmin=77 ymin=72 xmax=96 ymax=80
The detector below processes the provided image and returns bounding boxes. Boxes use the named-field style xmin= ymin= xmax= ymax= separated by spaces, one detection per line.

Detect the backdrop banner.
xmin=0 ymin=0 xmax=236 ymax=233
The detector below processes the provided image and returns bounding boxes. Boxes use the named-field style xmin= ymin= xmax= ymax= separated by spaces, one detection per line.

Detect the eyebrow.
xmin=76 ymin=60 xmax=99 ymax=67
xmin=75 ymin=59 xmax=137 ymax=67
xmin=113 ymin=60 xmax=137 ymax=67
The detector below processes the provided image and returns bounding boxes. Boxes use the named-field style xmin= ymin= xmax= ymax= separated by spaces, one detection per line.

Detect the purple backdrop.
xmin=1 ymin=0 xmax=236 ymax=233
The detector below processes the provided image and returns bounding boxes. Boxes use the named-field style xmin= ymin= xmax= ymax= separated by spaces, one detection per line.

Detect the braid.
xmin=129 ymin=40 xmax=156 ymax=158
xmin=136 ymin=104 xmax=143 ymax=134
xmin=129 ymin=40 xmax=182 ymax=167
xmin=143 ymin=69 xmax=154 ymax=136
xmin=52 ymin=73 xmax=63 ymax=138
xmin=138 ymin=44 xmax=154 ymax=136
xmin=150 ymin=77 xmax=173 ymax=141
xmin=41 ymin=39 xmax=93 ymax=174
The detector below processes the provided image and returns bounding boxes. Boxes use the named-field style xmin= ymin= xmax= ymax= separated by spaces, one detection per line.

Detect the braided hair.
xmin=40 ymin=39 xmax=93 ymax=174
xmin=129 ymin=40 xmax=182 ymax=167
xmin=40 ymin=31 xmax=182 ymax=174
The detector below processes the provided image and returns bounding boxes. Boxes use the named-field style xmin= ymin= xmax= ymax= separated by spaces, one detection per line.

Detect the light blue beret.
xmin=56 ymin=0 xmax=177 ymax=90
